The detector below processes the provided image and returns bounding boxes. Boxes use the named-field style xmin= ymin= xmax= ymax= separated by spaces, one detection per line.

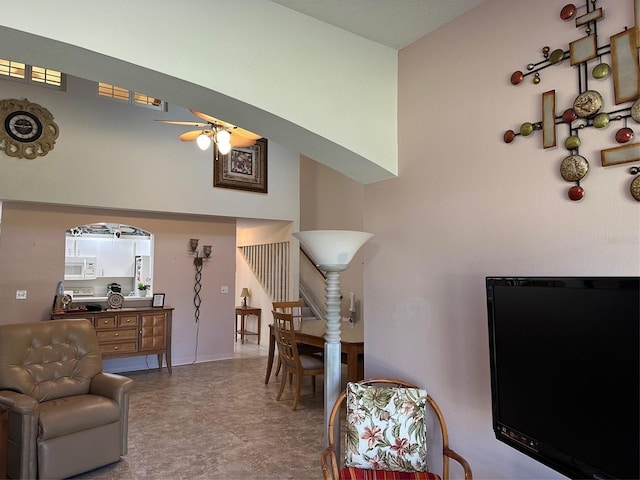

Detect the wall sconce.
xmin=240 ymin=287 xmax=250 ymax=307
xmin=189 ymin=239 xmax=212 ymax=322
xmin=190 ymin=238 xmax=212 ymax=266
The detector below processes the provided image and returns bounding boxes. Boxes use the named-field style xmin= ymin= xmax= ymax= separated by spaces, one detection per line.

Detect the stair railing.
xmin=299 ymin=280 xmax=324 ymax=321
xmin=238 ymin=241 xmax=290 ymax=302
xmin=300 ymin=245 xmax=326 ymax=280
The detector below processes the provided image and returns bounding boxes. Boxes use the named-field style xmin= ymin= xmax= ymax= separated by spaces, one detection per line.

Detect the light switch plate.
xmin=16 ymin=290 xmax=27 ymax=299
xmin=220 ymin=285 xmax=229 ymax=294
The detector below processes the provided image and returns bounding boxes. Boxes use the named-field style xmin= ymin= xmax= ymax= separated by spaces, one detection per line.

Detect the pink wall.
xmin=363 ymin=1 xmax=639 ymax=478
xmin=300 ymin=155 xmax=367 ymax=318
xmin=0 ymin=202 xmax=238 ymax=370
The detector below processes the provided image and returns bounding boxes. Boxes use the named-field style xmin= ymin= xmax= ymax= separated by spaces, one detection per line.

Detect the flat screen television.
xmin=486 ymin=277 xmax=639 ymax=479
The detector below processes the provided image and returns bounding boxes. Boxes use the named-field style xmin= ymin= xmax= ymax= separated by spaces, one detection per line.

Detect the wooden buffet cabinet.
xmin=51 ymin=307 xmax=173 ymax=374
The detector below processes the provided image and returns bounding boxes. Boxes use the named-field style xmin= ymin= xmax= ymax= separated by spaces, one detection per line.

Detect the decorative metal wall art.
xmin=188 ymin=239 xmax=212 ymax=323
xmin=503 ymin=1 xmax=640 ymax=202
xmin=0 ymin=98 xmax=59 ymax=159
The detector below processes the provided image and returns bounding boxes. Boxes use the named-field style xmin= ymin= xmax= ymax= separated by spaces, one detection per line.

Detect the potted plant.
xmin=137 ymin=283 xmax=150 ymax=297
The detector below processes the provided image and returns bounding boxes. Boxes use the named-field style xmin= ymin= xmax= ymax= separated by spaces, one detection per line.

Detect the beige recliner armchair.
xmin=0 ymin=319 xmax=134 ymax=479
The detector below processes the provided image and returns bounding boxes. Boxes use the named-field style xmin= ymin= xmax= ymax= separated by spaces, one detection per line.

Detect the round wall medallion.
xmin=568 ymin=185 xmax=585 ymax=201
xmin=631 ymin=99 xmax=640 ymax=123
xmin=631 ymin=176 xmax=640 ymax=201
xmin=560 ymin=154 xmax=589 ymax=182
xmin=107 ymin=292 xmax=124 ymax=309
xmin=572 ymin=90 xmax=603 ymax=118
xmin=591 ymin=62 xmax=611 ymax=80
xmin=0 ymin=98 xmax=59 ymax=159
xmin=564 ymin=135 xmax=581 ymax=150
xmin=549 ymin=49 xmax=565 ymax=64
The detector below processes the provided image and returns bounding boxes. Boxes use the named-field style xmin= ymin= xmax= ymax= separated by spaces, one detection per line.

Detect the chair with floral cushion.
xmin=321 ymin=378 xmax=472 ymax=480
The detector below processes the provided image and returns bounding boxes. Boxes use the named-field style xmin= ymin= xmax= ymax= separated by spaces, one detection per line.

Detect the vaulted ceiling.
xmin=270 ymin=0 xmax=485 ymax=49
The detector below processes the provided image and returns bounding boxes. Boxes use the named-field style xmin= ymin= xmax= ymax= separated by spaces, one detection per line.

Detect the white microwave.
xmin=64 ymin=256 xmax=97 ymax=280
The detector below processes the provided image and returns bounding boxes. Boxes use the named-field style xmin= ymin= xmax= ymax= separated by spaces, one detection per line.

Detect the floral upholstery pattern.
xmin=345 ymin=382 xmax=428 ymax=473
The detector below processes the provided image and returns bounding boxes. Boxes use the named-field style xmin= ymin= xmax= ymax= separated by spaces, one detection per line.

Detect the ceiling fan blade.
xmin=229 ymin=135 xmax=257 ymax=148
xmin=189 ymin=109 xmax=220 ymax=125
xmin=179 ymin=130 xmax=210 ymax=142
xmin=230 ymin=127 xmax=262 ymax=141
xmin=156 ymin=119 xmax=209 ymax=128
xmin=189 ymin=109 xmax=261 ymax=139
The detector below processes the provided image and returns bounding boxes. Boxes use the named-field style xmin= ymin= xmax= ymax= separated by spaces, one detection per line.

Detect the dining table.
xmin=265 ymin=319 xmax=364 ymax=384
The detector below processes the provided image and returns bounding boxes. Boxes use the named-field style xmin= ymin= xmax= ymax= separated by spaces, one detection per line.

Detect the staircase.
xmin=238 ymin=241 xmax=322 ymax=321
xmin=238 ymin=241 xmax=290 ymax=302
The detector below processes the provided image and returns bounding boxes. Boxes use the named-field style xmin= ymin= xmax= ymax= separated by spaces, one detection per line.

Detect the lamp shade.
xmin=216 ymin=129 xmax=231 ymax=144
xmin=217 ymin=141 xmax=231 ymax=155
xmin=196 ymin=133 xmax=211 ymax=150
xmin=293 ymin=230 xmax=374 ymax=271
xmin=240 ymin=288 xmax=250 ymax=298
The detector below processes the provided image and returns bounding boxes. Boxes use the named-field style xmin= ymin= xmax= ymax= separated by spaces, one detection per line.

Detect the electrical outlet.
xmin=220 ymin=285 xmax=229 ymax=294
xmin=16 ymin=290 xmax=27 ymax=300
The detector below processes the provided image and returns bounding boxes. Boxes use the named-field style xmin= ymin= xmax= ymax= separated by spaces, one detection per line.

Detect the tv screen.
xmin=486 ymin=277 xmax=639 ymax=479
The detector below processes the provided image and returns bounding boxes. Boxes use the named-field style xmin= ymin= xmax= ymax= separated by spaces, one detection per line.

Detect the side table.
xmin=235 ymin=306 xmax=262 ymax=344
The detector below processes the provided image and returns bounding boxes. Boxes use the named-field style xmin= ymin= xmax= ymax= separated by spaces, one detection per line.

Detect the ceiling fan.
xmin=156 ymin=109 xmax=261 ymax=154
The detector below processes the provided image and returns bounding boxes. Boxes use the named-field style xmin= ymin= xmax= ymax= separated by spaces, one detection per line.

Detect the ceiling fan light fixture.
xmin=196 ymin=132 xmax=212 ymax=150
xmin=217 ymin=141 xmax=231 ymax=155
xmin=158 ymin=110 xmax=260 ymax=151
xmin=215 ymin=129 xmax=231 ymax=144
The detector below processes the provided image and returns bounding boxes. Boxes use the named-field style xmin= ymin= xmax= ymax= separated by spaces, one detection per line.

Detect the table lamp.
xmin=292 ymin=230 xmax=373 ymax=446
xmin=240 ymin=288 xmax=250 ymax=307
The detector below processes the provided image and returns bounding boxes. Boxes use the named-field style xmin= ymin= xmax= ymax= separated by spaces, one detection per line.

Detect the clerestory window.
xmin=0 ymin=58 xmax=65 ymax=89
xmin=98 ymin=82 xmax=166 ymax=111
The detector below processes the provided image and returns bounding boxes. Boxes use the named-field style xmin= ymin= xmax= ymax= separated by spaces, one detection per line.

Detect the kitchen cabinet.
xmin=65 ymin=237 xmax=74 ymax=256
xmin=65 ymin=237 xmax=99 ymax=257
xmin=135 ymin=239 xmax=151 ymax=256
xmin=51 ymin=307 xmax=173 ymax=373
xmin=75 ymin=238 xmax=100 ymax=257
xmin=98 ymin=239 xmax=134 ymax=277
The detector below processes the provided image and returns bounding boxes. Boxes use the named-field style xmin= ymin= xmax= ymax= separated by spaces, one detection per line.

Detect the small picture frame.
xmin=152 ymin=293 xmax=165 ymax=308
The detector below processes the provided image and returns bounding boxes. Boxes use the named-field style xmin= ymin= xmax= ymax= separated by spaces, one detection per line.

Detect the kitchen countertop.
xmin=71 ymin=295 xmax=151 ymax=303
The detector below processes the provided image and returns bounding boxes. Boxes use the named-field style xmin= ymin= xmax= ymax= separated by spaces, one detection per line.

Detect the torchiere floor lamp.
xmin=292 ymin=230 xmax=373 ymax=446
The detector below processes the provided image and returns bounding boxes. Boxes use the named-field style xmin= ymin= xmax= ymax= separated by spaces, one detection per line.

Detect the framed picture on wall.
xmin=152 ymin=293 xmax=165 ymax=308
xmin=213 ymin=138 xmax=268 ymax=193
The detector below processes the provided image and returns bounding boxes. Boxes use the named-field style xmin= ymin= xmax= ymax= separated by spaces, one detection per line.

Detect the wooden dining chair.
xmin=272 ymin=300 xmax=323 ymax=377
xmin=272 ymin=300 xmax=304 ymax=329
xmin=272 ymin=311 xmax=324 ymax=410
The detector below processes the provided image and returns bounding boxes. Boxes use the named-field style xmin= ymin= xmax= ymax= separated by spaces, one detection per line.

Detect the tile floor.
xmin=71 ymin=342 xmax=327 ymax=480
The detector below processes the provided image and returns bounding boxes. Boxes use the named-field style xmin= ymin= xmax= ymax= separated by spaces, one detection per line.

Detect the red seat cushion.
xmin=339 ymin=467 xmax=441 ymax=480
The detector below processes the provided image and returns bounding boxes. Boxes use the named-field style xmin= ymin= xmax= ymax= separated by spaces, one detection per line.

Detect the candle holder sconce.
xmin=189 ymin=239 xmax=212 ymax=322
